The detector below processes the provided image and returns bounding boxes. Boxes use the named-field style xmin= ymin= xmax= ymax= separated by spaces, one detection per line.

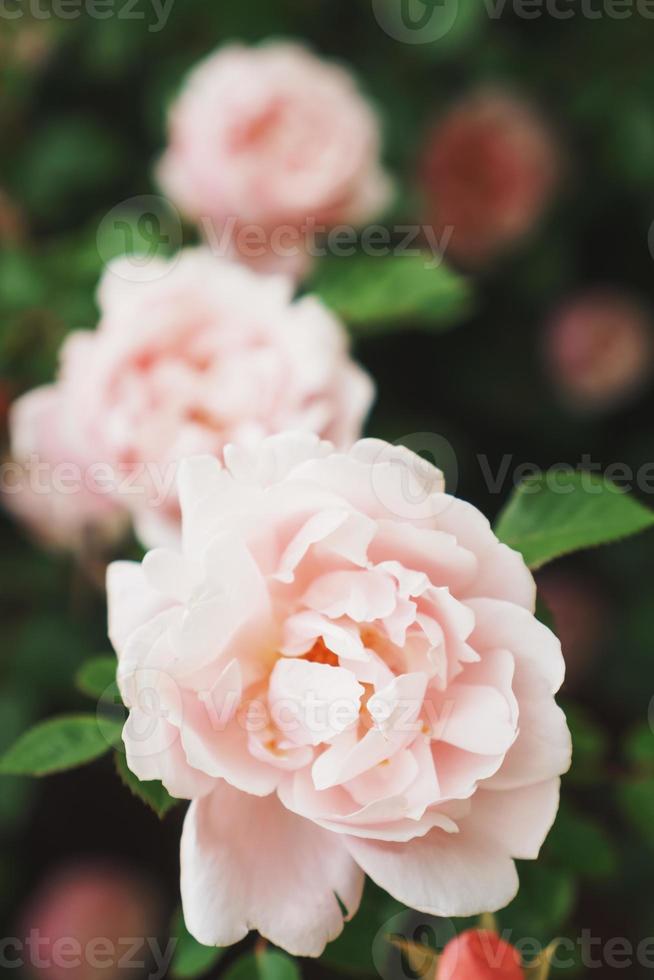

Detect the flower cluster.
xmin=4 ymin=39 xmax=572 ymax=961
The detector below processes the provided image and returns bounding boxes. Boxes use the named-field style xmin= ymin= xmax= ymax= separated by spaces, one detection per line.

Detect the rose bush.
xmin=6 ymin=250 xmax=373 ymax=548
xmin=157 ymin=42 xmax=391 ymax=277
xmin=107 ymin=434 xmax=571 ymax=957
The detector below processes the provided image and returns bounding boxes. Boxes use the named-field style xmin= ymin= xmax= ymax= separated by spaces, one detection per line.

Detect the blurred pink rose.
xmin=107 ymin=434 xmax=570 ymax=957
xmin=21 ymin=862 xmax=161 ymax=980
xmin=5 ymin=386 xmax=127 ymax=551
xmin=419 ymin=91 xmax=558 ymax=266
xmin=439 ymin=929 xmax=525 ymax=979
xmin=544 ymin=290 xmax=652 ymax=412
xmin=0 ymin=187 xmax=24 ymax=244
xmin=6 ymin=251 xmax=373 ymax=549
xmin=157 ymin=43 xmax=391 ymax=278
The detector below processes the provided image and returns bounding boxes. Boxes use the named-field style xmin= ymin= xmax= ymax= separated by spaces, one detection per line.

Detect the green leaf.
xmin=114 ymin=752 xmax=177 ymax=819
xmin=0 ymin=714 xmax=122 ymax=776
xmin=0 ymin=688 xmax=36 ymax=830
xmin=169 ymin=908 xmax=224 ymax=979
xmin=312 ymin=254 xmax=472 ymax=335
xmin=495 ymin=471 xmax=654 ymax=569
xmin=222 ymin=950 xmax=301 ymax=980
xmin=75 ymin=656 xmax=117 ymax=700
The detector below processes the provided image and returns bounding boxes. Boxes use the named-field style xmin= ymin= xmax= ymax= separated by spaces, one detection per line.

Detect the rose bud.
xmin=107 ymin=435 xmax=571 ymax=957
xmin=419 ymin=90 xmax=558 ymax=266
xmin=439 ymin=929 xmax=524 ymax=979
xmin=6 ymin=250 xmax=373 ymax=550
xmin=21 ymin=862 xmax=161 ymax=980
xmin=543 ymin=290 xmax=652 ymax=412
xmin=157 ymin=42 xmax=392 ymax=279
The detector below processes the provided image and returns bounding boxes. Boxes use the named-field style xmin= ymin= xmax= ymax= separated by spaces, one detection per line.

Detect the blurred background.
xmin=2 ymin=1 xmax=654 ymax=977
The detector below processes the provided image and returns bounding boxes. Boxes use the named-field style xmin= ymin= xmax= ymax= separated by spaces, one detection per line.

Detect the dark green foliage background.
xmin=2 ymin=1 xmax=654 ymax=977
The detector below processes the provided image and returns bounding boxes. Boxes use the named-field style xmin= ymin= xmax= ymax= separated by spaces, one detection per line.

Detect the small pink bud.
xmin=439 ymin=929 xmax=525 ymax=980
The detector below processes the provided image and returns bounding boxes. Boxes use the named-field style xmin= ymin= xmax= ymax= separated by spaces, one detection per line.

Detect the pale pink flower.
xmin=419 ymin=91 xmax=558 ymax=266
xmin=157 ymin=42 xmax=392 ymax=278
xmin=6 ymin=250 xmax=373 ymax=549
xmin=107 ymin=434 xmax=571 ymax=957
xmin=5 ymin=385 xmax=127 ymax=551
xmin=21 ymin=862 xmax=160 ymax=980
xmin=544 ymin=290 xmax=652 ymax=412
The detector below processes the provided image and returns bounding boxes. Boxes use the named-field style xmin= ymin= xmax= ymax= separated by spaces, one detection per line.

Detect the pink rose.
xmin=157 ymin=43 xmax=391 ymax=278
xmin=20 ymin=862 xmax=161 ymax=980
xmin=6 ymin=250 xmax=373 ymax=548
xmin=5 ymin=385 xmax=127 ymax=551
xmin=543 ymin=290 xmax=652 ymax=412
xmin=107 ymin=434 xmax=571 ymax=957
xmin=419 ymin=91 xmax=558 ymax=266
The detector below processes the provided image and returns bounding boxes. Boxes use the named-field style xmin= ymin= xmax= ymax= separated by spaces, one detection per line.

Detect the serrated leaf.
xmin=312 ymin=253 xmax=472 ymax=335
xmin=0 ymin=714 xmax=121 ymax=776
xmin=222 ymin=950 xmax=301 ymax=980
xmin=114 ymin=752 xmax=178 ymax=819
xmin=495 ymin=471 xmax=654 ymax=569
xmin=169 ymin=908 xmax=224 ymax=979
xmin=75 ymin=656 xmax=117 ymax=700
